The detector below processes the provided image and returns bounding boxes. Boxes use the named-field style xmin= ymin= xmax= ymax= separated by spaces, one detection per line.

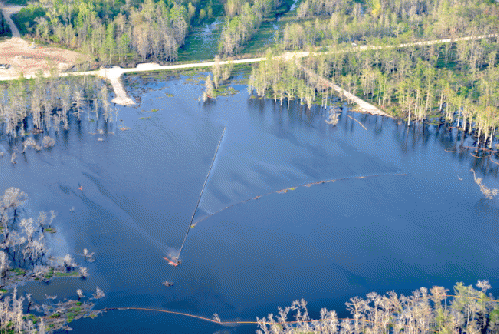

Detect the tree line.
xmin=0 ymin=74 xmax=113 ymax=138
xmin=276 ymin=0 xmax=498 ymax=52
xmin=249 ymin=36 xmax=499 ymax=147
xmin=248 ymin=49 xmax=321 ymax=109
xmin=257 ymin=280 xmax=499 ymax=333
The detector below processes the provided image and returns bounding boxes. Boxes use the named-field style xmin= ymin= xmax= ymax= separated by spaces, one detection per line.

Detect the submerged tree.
xmin=0 ymin=188 xmax=99 ymax=332
xmin=203 ymin=75 xmax=215 ymax=102
xmin=470 ymin=169 xmax=499 ymax=200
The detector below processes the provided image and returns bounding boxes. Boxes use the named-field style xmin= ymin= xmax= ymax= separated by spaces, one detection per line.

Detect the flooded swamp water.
xmin=0 ymin=72 xmax=498 ymax=333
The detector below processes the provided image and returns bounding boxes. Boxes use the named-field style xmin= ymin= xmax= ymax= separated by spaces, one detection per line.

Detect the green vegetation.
xmin=54 ymin=271 xmax=80 ymax=277
xmin=215 ymin=85 xmax=238 ymax=96
xmin=246 ymin=0 xmax=499 ymax=146
xmin=177 ymin=20 xmax=223 ymax=61
xmin=0 ymin=10 xmax=11 ymax=37
xmin=67 ymin=312 xmax=76 ymax=322
xmin=250 ymin=36 xmax=499 ymax=145
xmin=12 ymin=268 xmax=26 ymax=276
xmin=11 ymin=6 xmax=45 ymax=36
xmin=279 ymin=0 xmax=498 ymax=51
xmin=0 ymin=0 xmax=498 ymax=332
xmin=10 ymin=0 xmax=224 ymax=65
xmin=4 ymin=0 xmax=30 ymax=5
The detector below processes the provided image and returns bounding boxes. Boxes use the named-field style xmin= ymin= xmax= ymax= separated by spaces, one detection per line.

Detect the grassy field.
xmin=240 ymin=0 xmax=303 ymax=55
xmin=177 ymin=18 xmax=224 ymax=62
xmin=179 ymin=0 xmax=303 ymax=61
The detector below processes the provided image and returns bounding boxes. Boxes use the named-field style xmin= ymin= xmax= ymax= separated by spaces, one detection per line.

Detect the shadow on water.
xmin=1 ymin=73 xmax=499 ymax=333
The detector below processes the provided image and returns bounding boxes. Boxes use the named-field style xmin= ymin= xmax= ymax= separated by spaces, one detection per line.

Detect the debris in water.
xmin=347 ymin=115 xmax=367 ymax=130
xmin=164 ymin=256 xmax=180 ymax=267
xmin=93 ymin=287 xmax=105 ymax=299
xmin=470 ymin=168 xmax=498 ymax=199
xmin=81 ymin=248 xmax=95 ymax=262
xmin=194 ymin=173 xmax=409 ymax=226
xmin=162 ymin=281 xmax=174 ymax=287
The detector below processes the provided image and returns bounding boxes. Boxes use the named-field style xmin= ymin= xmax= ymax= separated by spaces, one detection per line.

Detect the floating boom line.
xmin=191 ymin=172 xmax=409 ymax=227
xmin=103 ymin=306 xmax=366 ymax=326
xmin=104 ymin=292 xmax=493 ymax=327
xmin=177 ymin=127 xmax=226 ymax=260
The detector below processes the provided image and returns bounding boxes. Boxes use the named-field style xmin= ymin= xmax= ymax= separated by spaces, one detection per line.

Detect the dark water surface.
xmin=1 ymin=73 xmax=499 ymax=333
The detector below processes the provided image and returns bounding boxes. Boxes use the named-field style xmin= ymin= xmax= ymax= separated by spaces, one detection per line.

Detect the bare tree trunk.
xmin=489 ymin=129 xmax=494 ymax=149
xmin=407 ymin=105 xmax=411 ymax=126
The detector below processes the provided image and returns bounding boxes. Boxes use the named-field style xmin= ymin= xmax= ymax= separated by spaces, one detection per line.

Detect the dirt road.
xmin=1 ymin=2 xmax=23 ymax=37
xmin=0 ymin=10 xmax=495 ymax=109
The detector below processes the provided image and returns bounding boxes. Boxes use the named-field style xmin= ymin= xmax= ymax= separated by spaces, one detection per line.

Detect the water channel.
xmin=1 ymin=72 xmax=499 ymax=333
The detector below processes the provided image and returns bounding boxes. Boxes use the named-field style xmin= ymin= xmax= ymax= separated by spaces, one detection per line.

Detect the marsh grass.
xmin=214 ymin=86 xmax=239 ymax=96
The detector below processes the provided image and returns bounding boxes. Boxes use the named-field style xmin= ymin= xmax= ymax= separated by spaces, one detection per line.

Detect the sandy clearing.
xmin=0 ymin=2 xmax=91 ymax=78
xmin=0 ymin=37 xmax=89 ymax=78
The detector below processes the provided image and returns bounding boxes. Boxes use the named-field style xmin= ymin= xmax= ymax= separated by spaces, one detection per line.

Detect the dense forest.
xmin=286 ymin=0 xmax=498 ymax=49
xmin=12 ymin=0 xmax=201 ymax=65
xmin=11 ymin=0 xmax=498 ymax=61
xmin=10 ymin=0 xmax=292 ymax=62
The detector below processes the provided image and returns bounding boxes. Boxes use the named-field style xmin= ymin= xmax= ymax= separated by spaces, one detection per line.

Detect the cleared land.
xmin=0 ymin=2 xmax=90 ymax=79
